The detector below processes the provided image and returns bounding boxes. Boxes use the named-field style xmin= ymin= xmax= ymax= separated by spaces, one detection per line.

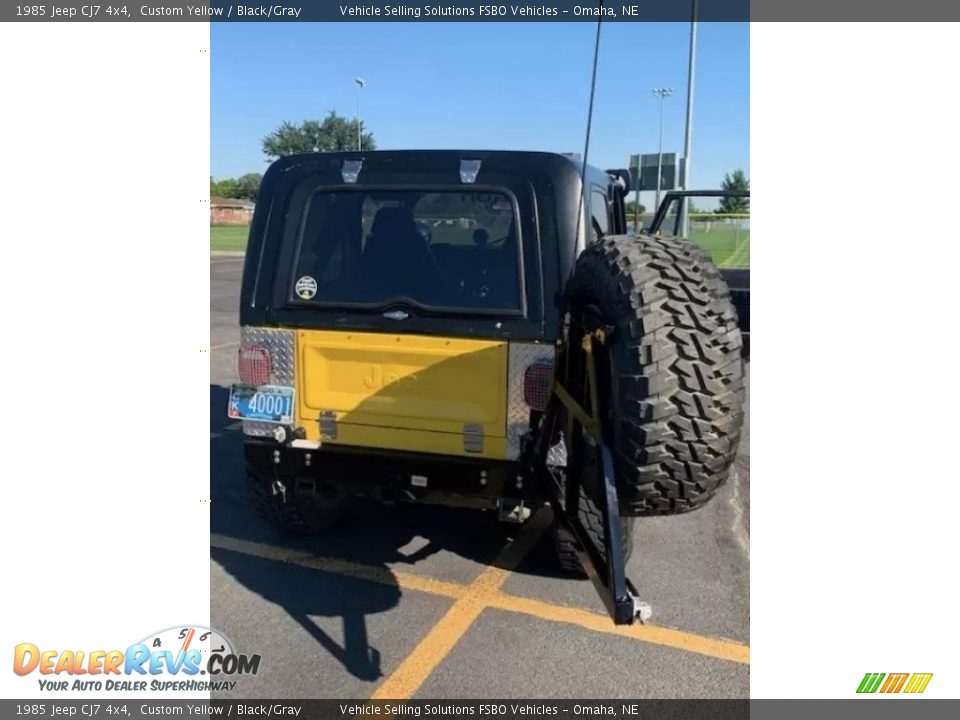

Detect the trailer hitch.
xmin=530 ymin=327 xmax=651 ymax=625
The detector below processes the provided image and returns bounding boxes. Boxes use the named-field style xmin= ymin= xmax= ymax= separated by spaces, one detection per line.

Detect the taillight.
xmin=523 ymin=361 xmax=553 ymax=411
xmin=238 ymin=344 xmax=272 ymax=386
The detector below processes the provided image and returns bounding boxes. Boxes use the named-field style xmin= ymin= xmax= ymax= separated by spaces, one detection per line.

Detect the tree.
xmin=262 ymin=112 xmax=376 ymax=160
xmin=236 ymin=173 xmax=262 ymax=202
xmin=717 ymin=169 xmax=750 ymax=214
xmin=624 ymin=201 xmax=646 ymax=216
xmin=211 ymin=177 xmax=239 ymax=199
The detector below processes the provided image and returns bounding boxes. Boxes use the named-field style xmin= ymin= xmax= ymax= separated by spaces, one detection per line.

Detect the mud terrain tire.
xmin=245 ymin=468 xmax=347 ymax=534
xmin=554 ymin=485 xmax=634 ymax=575
xmin=568 ymin=234 xmax=745 ymax=517
xmin=552 ymin=428 xmax=634 ymax=575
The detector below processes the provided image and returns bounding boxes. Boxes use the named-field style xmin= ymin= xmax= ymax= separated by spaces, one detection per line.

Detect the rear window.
xmin=291 ymin=189 xmax=522 ymax=313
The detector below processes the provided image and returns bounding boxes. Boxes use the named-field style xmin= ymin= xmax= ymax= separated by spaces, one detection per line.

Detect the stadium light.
xmin=652 ymin=87 xmax=673 ymax=209
xmin=355 ymin=77 xmax=366 ymax=151
xmin=680 ymin=0 xmax=699 ymax=237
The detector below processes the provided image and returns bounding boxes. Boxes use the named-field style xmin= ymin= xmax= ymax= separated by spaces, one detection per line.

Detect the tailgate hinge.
xmin=463 ymin=424 xmax=484 ymax=453
xmin=319 ymin=411 xmax=338 ymax=439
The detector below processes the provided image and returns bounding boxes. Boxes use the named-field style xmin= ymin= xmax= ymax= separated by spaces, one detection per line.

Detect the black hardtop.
xmin=260 ymin=148 xmax=586 ymax=184
xmin=240 ymin=149 xmax=607 ymax=342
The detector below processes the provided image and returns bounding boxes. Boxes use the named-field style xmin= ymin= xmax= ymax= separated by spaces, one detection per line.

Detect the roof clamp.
xmin=341 ymin=159 xmax=363 ymax=184
xmin=459 ymin=159 xmax=481 ymax=184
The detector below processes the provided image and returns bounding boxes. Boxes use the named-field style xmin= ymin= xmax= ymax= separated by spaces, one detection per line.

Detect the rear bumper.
xmin=243 ymin=437 xmax=538 ymax=504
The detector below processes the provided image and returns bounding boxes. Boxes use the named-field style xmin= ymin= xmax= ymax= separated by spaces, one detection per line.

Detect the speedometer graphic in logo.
xmin=138 ymin=625 xmax=235 ymax=674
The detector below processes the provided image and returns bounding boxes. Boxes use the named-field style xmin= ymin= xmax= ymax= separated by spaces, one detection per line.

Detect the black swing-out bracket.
xmin=528 ymin=314 xmax=651 ymax=626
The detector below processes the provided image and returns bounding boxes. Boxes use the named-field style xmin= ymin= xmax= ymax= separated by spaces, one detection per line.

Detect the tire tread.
xmin=569 ymin=234 xmax=745 ymax=516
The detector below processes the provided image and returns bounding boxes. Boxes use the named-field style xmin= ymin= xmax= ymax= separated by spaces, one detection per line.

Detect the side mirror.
xmin=606 ymin=168 xmax=632 ymax=193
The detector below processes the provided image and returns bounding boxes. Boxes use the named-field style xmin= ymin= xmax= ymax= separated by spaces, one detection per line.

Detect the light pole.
xmin=680 ymin=0 xmax=698 ymax=238
xmin=354 ymin=77 xmax=366 ymax=151
xmin=633 ymin=156 xmax=642 ymax=232
xmin=652 ymin=86 xmax=673 ymax=210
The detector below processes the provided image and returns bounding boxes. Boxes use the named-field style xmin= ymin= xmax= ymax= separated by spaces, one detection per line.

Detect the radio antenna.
xmin=572 ymin=4 xmax=604 ymax=275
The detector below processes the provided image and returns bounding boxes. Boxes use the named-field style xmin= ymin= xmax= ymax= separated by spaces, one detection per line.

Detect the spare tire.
xmin=567 ymin=234 xmax=745 ymax=516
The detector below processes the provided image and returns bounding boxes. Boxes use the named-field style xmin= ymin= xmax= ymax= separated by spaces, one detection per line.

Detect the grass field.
xmin=211 ymin=223 xmax=750 ymax=267
xmin=211 ymin=224 xmax=250 ymax=252
xmin=691 ymin=226 xmax=750 ymax=268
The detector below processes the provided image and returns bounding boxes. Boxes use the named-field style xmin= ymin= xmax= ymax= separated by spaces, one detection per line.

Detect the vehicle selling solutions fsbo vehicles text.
xmin=339 ymin=5 xmax=565 ymax=18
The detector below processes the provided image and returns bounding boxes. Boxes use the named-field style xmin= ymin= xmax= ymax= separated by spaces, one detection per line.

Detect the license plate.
xmin=227 ymin=384 xmax=295 ymax=424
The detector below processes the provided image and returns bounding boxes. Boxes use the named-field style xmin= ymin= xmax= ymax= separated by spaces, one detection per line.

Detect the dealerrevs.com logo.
xmin=13 ymin=625 xmax=260 ymax=692
xmin=857 ymin=672 xmax=933 ymax=694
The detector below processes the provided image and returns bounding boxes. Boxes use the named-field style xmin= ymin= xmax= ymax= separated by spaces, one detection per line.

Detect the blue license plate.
xmin=227 ymin=384 xmax=295 ymax=424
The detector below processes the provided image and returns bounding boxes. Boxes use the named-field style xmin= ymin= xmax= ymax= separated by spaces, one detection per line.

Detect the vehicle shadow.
xmin=209 ymin=382 xmax=565 ymax=682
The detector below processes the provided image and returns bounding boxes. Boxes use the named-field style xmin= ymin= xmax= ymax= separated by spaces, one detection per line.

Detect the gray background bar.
xmin=1 ymin=700 xmax=959 ymax=719
xmin=3 ymin=0 xmax=960 ymax=22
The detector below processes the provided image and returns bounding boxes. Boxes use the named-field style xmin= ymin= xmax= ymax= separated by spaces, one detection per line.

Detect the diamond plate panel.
xmin=239 ymin=327 xmax=295 ymax=437
xmin=241 ymin=421 xmax=275 ymax=438
xmin=547 ymin=436 xmax=568 ymax=468
xmin=506 ymin=342 xmax=555 ymax=460
xmin=240 ymin=326 xmax=295 ymax=386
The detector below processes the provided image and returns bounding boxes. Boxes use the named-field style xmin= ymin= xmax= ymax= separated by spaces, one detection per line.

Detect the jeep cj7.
xmin=228 ymin=151 xmax=746 ymax=625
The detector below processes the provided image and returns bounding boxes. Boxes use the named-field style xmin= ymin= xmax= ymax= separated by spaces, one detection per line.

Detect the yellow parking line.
xmin=211 ymin=523 xmax=751 ymax=686
xmin=210 ymin=534 xmax=465 ymax=600
xmin=369 ymin=511 xmax=551 ymax=700
xmin=486 ymin=593 xmax=750 ymax=665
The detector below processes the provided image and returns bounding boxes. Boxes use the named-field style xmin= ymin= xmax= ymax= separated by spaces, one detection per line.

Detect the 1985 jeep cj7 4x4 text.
xmin=229 ymin=150 xmax=745 ymax=625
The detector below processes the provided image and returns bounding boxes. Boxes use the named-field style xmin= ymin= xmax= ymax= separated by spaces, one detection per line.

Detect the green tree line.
xmin=211 ymin=111 xmax=378 ymax=203
xmin=210 ymin=173 xmax=262 ymax=202
xmin=218 ymin=113 xmax=747 ymax=219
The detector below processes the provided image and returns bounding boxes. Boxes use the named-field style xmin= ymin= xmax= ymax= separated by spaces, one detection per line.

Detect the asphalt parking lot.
xmin=209 ymin=253 xmax=750 ymax=699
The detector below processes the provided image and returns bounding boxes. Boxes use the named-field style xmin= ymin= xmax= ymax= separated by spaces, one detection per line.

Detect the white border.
xmin=0 ymin=21 xmax=211 ymax=698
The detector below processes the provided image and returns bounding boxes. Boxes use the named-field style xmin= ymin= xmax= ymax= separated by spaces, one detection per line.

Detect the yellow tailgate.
xmin=296 ymin=330 xmax=508 ymax=459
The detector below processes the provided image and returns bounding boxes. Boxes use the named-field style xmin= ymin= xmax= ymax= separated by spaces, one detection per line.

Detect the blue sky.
xmin=211 ymin=22 xmax=748 ymax=205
